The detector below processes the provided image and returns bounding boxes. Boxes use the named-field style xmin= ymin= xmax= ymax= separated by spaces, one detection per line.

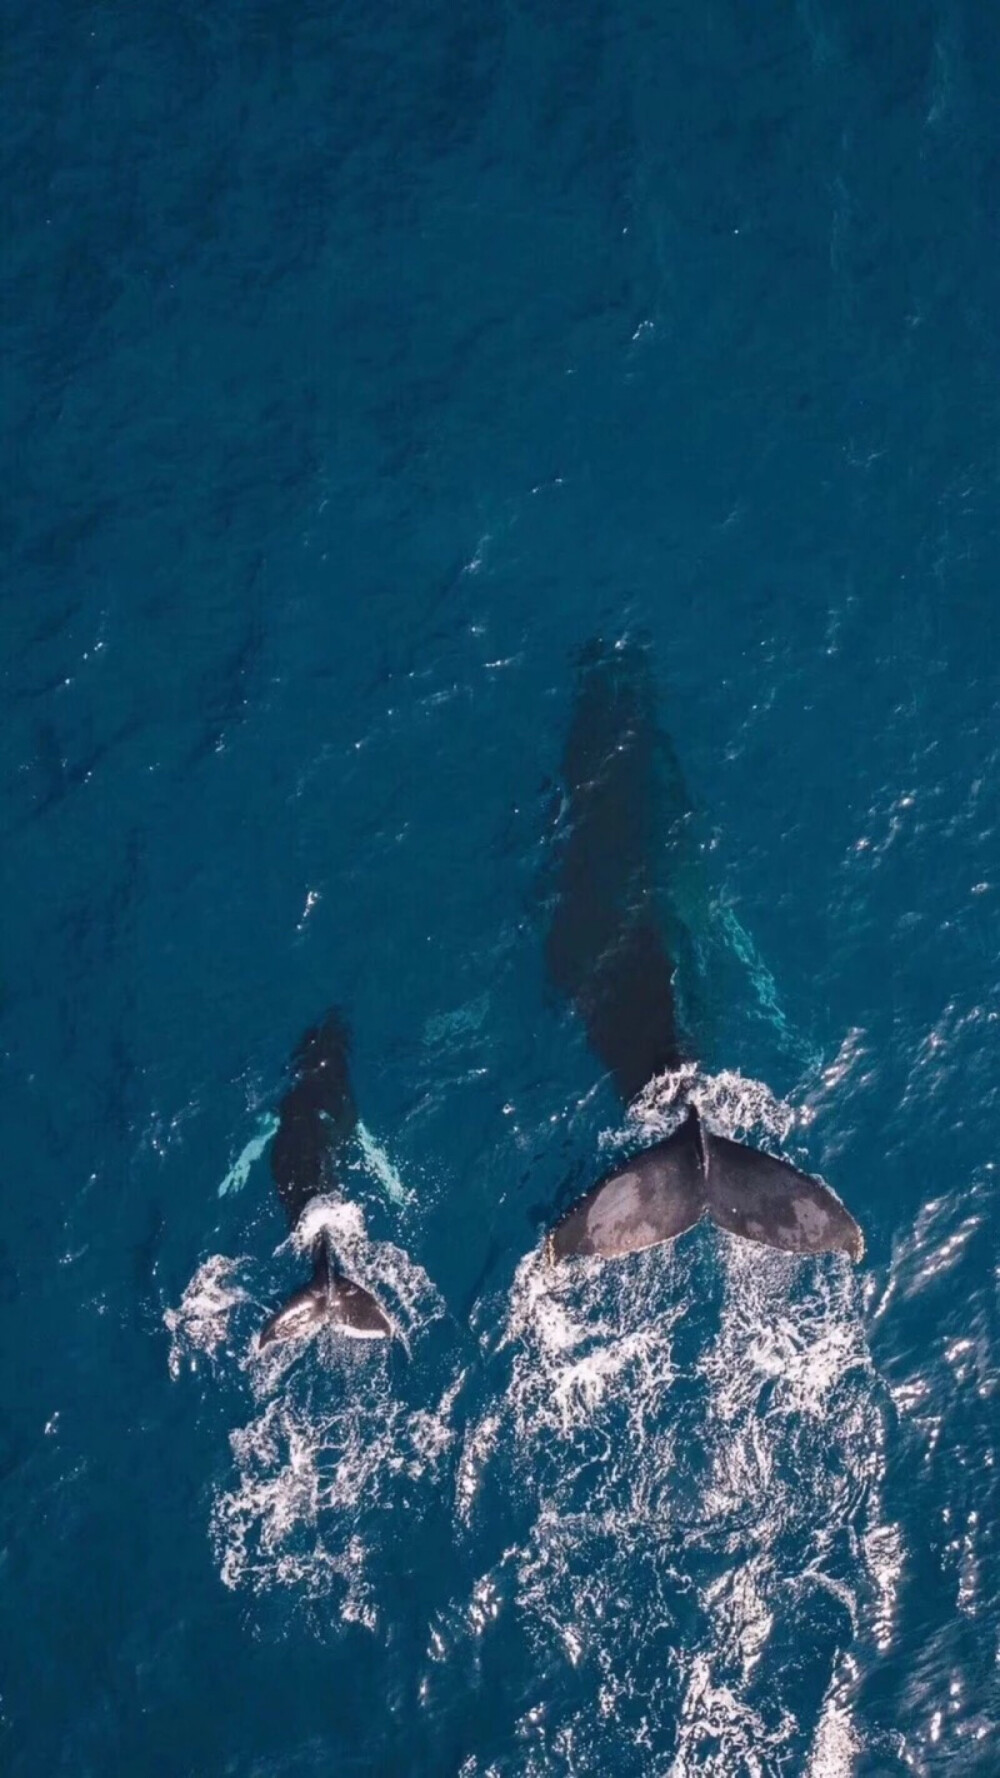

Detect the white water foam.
xmin=625 ymin=1061 xmax=799 ymax=1148
xmin=211 ymin=1357 xmax=463 ymax=1617
xmin=164 ymin=1254 xmax=254 ymax=1379
xmin=806 ymin=1662 xmax=863 ymax=1778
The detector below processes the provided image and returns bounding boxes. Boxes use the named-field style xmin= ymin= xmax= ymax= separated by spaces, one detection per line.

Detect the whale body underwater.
xmin=258 ymin=1013 xmax=393 ymax=1347
xmin=544 ymin=638 xmax=863 ymax=1266
xmin=256 ymin=638 xmax=862 ymax=1348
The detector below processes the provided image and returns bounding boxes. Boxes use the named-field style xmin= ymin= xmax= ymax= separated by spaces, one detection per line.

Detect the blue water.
xmin=3 ymin=4 xmax=998 ymax=1773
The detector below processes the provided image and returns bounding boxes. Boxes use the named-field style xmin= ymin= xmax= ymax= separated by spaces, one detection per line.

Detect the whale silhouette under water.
xmin=544 ymin=638 xmax=864 ymax=1265
xmin=259 ymin=1012 xmax=393 ymax=1347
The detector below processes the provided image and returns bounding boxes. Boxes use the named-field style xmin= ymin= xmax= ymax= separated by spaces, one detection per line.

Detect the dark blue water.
xmin=3 ymin=4 xmax=998 ymax=1773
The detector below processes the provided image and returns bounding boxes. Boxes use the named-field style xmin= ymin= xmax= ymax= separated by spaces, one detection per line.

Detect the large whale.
xmin=259 ymin=1011 xmax=393 ymax=1346
xmin=544 ymin=639 xmax=864 ymax=1265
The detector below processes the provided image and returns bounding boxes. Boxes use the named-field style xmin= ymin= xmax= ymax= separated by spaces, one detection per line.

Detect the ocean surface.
xmin=2 ymin=4 xmax=998 ymax=1774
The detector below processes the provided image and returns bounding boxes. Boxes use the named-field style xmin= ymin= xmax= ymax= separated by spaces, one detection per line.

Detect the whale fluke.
xmin=548 ymin=1106 xmax=863 ymax=1264
xmin=702 ymin=1127 xmax=864 ymax=1261
xmin=549 ymin=1106 xmax=705 ymax=1261
xmin=259 ymin=1243 xmax=392 ymax=1348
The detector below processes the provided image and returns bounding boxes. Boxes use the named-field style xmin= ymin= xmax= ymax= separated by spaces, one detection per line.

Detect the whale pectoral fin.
xmin=704 ymin=1131 xmax=864 ymax=1262
xmin=549 ymin=1113 xmax=705 ymax=1261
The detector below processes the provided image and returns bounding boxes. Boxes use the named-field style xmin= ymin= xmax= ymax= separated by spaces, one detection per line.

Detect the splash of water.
xmin=164 ymin=1254 xmax=253 ymax=1379
xmin=625 ymin=1062 xmax=799 ymax=1148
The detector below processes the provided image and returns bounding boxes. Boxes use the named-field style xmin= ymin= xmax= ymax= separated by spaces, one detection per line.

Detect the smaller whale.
xmin=259 ymin=1011 xmax=393 ymax=1347
xmin=260 ymin=1243 xmax=394 ymax=1346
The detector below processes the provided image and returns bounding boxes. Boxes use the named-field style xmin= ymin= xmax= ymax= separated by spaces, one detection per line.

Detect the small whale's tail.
xmin=259 ymin=1010 xmax=394 ymax=1349
xmin=548 ymin=1104 xmax=864 ymax=1264
xmin=259 ymin=1241 xmax=393 ymax=1348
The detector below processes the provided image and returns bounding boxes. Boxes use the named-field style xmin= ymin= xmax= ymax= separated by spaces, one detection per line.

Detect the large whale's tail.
xmin=548 ymin=1104 xmax=864 ymax=1264
xmin=258 ymin=1240 xmax=393 ymax=1348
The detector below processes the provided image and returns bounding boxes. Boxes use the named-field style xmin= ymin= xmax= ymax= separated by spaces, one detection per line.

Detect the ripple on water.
xmin=867 ymin=1161 xmax=998 ymax=1771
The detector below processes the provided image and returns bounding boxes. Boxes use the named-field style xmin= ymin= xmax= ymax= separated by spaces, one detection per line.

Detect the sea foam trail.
xmin=211 ymin=1356 xmax=463 ymax=1620
xmin=447 ymin=1071 xmax=898 ymax=1776
xmin=166 ymin=1198 xmax=453 ymax=1620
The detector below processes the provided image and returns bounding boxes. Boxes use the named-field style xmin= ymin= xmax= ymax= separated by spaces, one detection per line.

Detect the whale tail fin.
xmin=548 ymin=1106 xmax=863 ymax=1263
xmin=702 ymin=1125 xmax=864 ymax=1261
xmin=548 ymin=1106 xmax=704 ymax=1261
xmin=259 ymin=1242 xmax=393 ymax=1348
